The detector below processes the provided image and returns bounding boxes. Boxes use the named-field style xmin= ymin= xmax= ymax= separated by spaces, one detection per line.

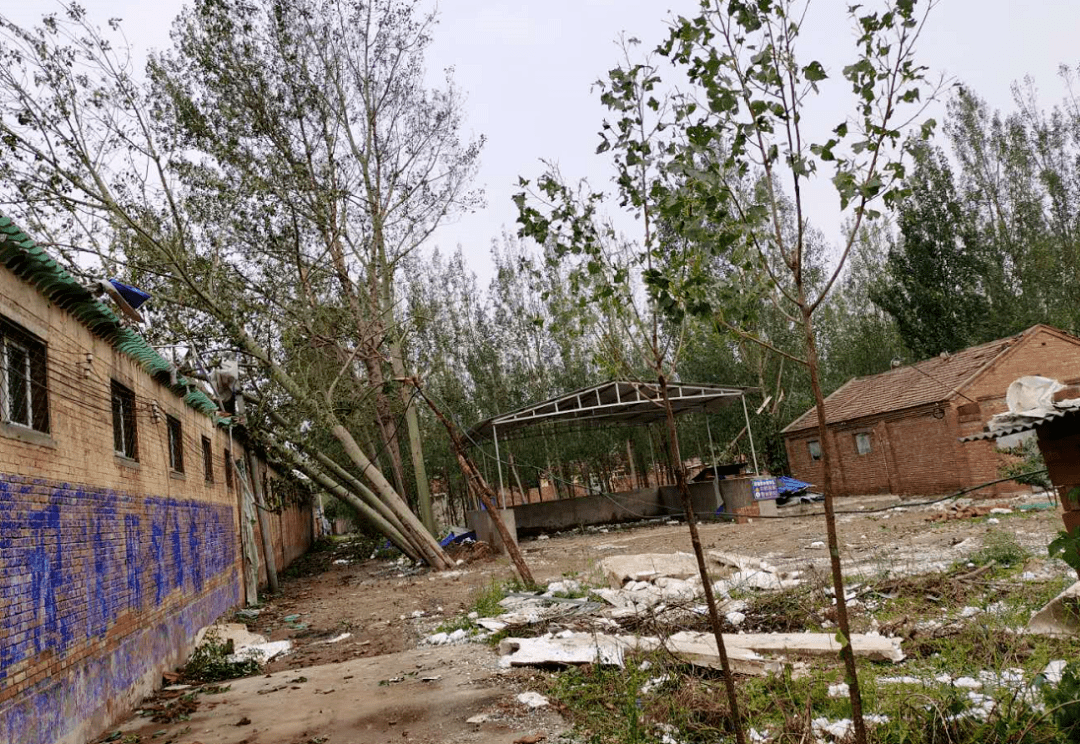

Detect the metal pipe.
xmin=493 ymin=425 xmax=506 ymax=509
xmin=706 ymin=415 xmax=721 ymax=507
xmin=741 ymin=395 xmax=760 ymax=475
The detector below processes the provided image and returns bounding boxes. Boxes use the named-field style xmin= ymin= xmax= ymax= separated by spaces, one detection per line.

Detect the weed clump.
xmin=180 ymin=631 xmax=262 ymax=683
xmin=974 ymin=530 xmax=1030 ymax=568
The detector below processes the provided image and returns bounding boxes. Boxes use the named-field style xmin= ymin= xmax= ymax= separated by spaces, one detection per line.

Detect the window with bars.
xmin=1 ymin=317 xmax=49 ymax=433
xmin=202 ymin=436 xmax=214 ymax=483
xmin=167 ymin=415 xmax=184 ymax=473
xmin=807 ymin=439 xmax=822 ymax=461
xmin=111 ymin=380 xmax=138 ymax=460
xmin=224 ymin=447 xmax=233 ymax=490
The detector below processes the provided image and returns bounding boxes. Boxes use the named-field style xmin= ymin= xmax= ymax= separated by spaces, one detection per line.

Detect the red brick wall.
xmin=0 ymin=269 xmax=312 ymax=744
xmin=786 ymin=327 xmax=1080 ymax=498
xmin=785 ymin=407 xmax=962 ymax=496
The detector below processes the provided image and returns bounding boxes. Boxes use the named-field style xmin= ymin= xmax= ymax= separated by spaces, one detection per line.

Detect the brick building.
xmin=782 ymin=325 xmax=1080 ymax=497
xmin=0 ymin=214 xmax=315 ymax=744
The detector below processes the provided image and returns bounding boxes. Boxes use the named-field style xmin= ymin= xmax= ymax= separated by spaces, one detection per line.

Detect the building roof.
xmin=782 ymin=326 xmax=1061 ymax=435
xmin=0 ymin=213 xmax=222 ymax=419
xmin=469 ymin=379 xmax=755 ymax=440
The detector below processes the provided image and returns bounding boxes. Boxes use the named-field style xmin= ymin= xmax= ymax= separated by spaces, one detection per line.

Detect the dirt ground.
xmin=100 ymin=489 xmax=1067 ymax=744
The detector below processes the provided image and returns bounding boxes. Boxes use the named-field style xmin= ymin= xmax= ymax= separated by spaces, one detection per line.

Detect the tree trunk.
xmin=273 ymin=444 xmax=419 ymax=561
xmin=658 ymin=375 xmax=746 ymax=744
xmin=800 ymin=302 xmax=867 ymax=744
xmin=245 ymin=450 xmax=279 ymax=594
xmin=411 ymin=384 xmax=535 ymax=587
xmin=388 ymin=330 xmax=436 ymax=535
xmin=331 ymin=424 xmax=454 ymax=569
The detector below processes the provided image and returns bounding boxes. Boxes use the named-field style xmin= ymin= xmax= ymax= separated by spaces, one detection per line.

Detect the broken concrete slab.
xmin=598 ymin=552 xmax=706 ymax=587
xmin=666 ymin=630 xmax=905 ymax=663
xmin=1027 ymin=580 xmax=1080 ymax=636
xmin=497 ymin=632 xmax=648 ymax=668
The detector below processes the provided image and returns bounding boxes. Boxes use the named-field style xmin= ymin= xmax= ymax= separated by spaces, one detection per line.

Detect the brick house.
xmin=782 ymin=325 xmax=1080 ymax=497
xmin=0 ymin=214 xmax=315 ymax=744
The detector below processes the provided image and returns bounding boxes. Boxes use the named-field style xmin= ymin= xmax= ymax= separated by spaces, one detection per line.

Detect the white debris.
xmin=1043 ymin=660 xmax=1067 ymax=685
xmin=537 ymin=534 xmax=550 ymax=541
xmin=516 ymin=692 xmax=550 ymax=708
xmin=476 ymin=618 xmax=508 ymax=632
xmin=411 ymin=610 xmax=425 ymax=618
xmin=749 ymin=728 xmax=771 ymax=744
xmin=878 ymin=676 xmax=922 ymax=685
xmin=229 ymin=639 xmax=292 ymax=663
xmin=466 ymin=714 xmax=490 ymax=724
xmin=953 ymin=677 xmax=982 ymax=690
xmin=809 ymin=541 xmax=826 ymax=549
xmin=990 ymin=508 xmax=1013 ymax=515
xmin=449 ymin=628 xmax=468 ymax=642
xmin=545 ymin=579 xmax=583 ymax=596
xmin=987 ymin=518 xmax=1000 ymax=525
xmin=468 ymin=611 xmax=479 ymax=620
xmin=827 ymin=682 xmax=849 ymax=698
xmin=320 ymin=632 xmax=352 ymax=644
xmin=812 ymin=715 xmax=889 ymax=741
xmin=333 ymin=558 xmax=351 ymax=565
xmin=640 ymin=674 xmax=672 ymax=695
xmin=426 ymin=632 xmax=449 ymax=645
xmin=726 ymin=611 xmax=746 ymax=626
xmin=959 ymin=606 xmax=981 ymax=618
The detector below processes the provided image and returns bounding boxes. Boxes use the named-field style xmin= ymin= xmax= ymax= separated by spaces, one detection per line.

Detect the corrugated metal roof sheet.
xmin=783 ymin=332 xmax=1031 ymax=434
xmin=0 ymin=213 xmax=222 ymax=420
xmin=959 ymin=399 xmax=1080 ymax=441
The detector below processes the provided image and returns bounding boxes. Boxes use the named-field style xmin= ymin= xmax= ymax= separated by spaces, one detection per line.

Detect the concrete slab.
xmin=1027 ymin=580 xmax=1080 ymax=636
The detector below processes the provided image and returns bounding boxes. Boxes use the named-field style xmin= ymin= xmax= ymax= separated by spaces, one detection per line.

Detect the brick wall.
xmin=0 ymin=269 xmax=310 ymax=744
xmin=785 ymin=327 xmax=1080 ymax=498
xmin=785 ymin=407 xmax=963 ymax=496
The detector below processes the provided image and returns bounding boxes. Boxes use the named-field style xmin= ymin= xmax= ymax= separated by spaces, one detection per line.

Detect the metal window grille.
xmin=202 ymin=436 xmax=214 ymax=483
xmin=0 ymin=316 xmax=49 ymax=433
xmin=111 ymin=380 xmax=138 ymax=460
xmin=167 ymin=415 xmax=184 ymax=472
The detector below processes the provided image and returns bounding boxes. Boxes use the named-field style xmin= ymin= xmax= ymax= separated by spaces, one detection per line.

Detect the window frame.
xmin=0 ymin=316 xmax=49 ymax=434
xmin=807 ymin=439 xmax=823 ymax=461
xmin=202 ymin=436 xmax=214 ymax=483
xmin=855 ymin=432 xmax=872 ymax=456
xmin=111 ymin=380 xmax=139 ymax=461
xmin=167 ymin=414 xmax=184 ymax=473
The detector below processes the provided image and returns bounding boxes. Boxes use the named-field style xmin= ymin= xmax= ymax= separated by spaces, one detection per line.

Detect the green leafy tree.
xmin=871 ymin=143 xmax=993 ymax=356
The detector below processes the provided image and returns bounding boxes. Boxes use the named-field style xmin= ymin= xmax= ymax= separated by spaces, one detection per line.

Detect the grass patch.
xmin=179 ymin=631 xmax=261 ymax=683
xmin=972 ymin=530 xmax=1031 ymax=568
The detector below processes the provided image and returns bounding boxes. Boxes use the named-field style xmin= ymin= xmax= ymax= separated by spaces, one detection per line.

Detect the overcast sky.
xmin=5 ymin=0 xmax=1080 ymax=286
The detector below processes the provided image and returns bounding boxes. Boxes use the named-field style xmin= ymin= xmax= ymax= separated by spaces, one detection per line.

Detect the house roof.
xmin=0 ymin=213 xmax=222 ymax=420
xmin=782 ymin=326 xmax=1061 ymax=435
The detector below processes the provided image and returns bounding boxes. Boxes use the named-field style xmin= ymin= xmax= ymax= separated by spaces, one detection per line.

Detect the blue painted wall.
xmin=0 ymin=472 xmax=240 ymax=744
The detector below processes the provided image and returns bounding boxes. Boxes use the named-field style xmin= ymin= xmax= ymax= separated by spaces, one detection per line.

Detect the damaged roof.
xmin=0 ymin=212 xmax=222 ymax=419
xmin=782 ymin=326 xmax=1061 ymax=435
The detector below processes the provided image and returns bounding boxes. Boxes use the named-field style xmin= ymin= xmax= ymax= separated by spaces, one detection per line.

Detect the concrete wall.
xmin=511 ymin=481 xmax=731 ymax=534
xmin=0 ymin=267 xmax=310 ymax=744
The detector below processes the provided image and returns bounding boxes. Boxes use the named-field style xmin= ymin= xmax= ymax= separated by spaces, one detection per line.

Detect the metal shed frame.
xmin=468 ymin=380 xmax=760 ymax=505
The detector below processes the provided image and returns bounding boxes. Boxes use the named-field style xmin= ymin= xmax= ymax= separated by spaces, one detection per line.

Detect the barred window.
xmin=167 ymin=415 xmax=184 ymax=472
xmin=855 ymin=432 xmax=872 ymax=455
xmin=224 ymin=447 xmax=233 ymax=490
xmin=0 ymin=317 xmax=49 ymax=433
xmin=202 ymin=436 xmax=214 ymax=483
xmin=111 ymin=380 xmax=138 ymax=460
xmin=807 ymin=439 xmax=822 ymax=461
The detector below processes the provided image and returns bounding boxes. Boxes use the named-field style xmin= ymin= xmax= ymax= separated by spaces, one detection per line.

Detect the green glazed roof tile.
xmin=0 ymin=211 xmax=225 ymax=423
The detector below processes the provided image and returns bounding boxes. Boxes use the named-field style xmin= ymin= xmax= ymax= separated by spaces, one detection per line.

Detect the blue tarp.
xmin=109 ymin=278 xmax=152 ymax=309
xmin=776 ymin=476 xmax=813 ymax=496
xmin=439 ymin=529 xmax=476 ymax=547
